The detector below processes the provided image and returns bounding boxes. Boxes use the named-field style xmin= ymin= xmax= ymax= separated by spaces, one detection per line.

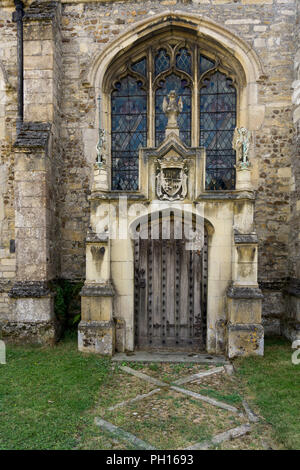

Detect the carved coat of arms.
xmin=156 ymin=155 xmax=188 ymax=201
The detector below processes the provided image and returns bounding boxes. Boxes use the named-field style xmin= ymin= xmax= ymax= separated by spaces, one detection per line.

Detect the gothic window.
xmin=109 ymin=42 xmax=237 ymax=191
xmin=200 ymin=71 xmax=237 ymax=190
xmin=111 ymin=75 xmax=147 ymax=190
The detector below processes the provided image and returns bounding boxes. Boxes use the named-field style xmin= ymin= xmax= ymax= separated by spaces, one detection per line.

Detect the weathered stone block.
xmin=78 ymin=320 xmax=115 ymax=355
xmin=227 ymin=297 xmax=262 ymax=324
xmin=13 ymin=296 xmax=54 ymax=322
xmin=24 ymin=55 xmax=54 ymax=71
xmin=0 ymin=292 xmax=59 ymax=345
xmin=115 ymin=316 xmax=126 ymax=352
xmin=242 ymin=0 xmax=273 ymax=3
xmin=24 ymin=103 xmax=54 ymax=122
xmin=81 ymin=294 xmax=113 ymax=322
xmin=227 ymin=324 xmax=264 ymax=358
xmin=24 ymin=40 xmax=43 ymax=56
xmin=283 ymin=283 xmax=300 ymax=341
xmin=215 ymin=319 xmax=226 ymax=354
xmin=0 ymin=319 xmax=60 ymax=345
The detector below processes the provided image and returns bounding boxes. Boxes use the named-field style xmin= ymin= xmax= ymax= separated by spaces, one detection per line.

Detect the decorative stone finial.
xmin=163 ymin=90 xmax=183 ymax=136
xmin=232 ymin=127 xmax=252 ymax=170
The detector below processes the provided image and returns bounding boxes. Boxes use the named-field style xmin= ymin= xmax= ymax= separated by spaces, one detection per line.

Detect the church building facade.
xmin=0 ymin=0 xmax=299 ymax=357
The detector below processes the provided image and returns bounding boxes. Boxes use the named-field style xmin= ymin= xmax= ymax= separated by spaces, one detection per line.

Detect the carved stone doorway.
xmin=134 ymin=214 xmax=208 ymax=351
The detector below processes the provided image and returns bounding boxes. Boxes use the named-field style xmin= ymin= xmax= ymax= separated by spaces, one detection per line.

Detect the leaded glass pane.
xmin=176 ymin=48 xmax=192 ymax=75
xmin=200 ymin=71 xmax=236 ymax=190
xmin=155 ymin=49 xmax=171 ymax=76
xmin=155 ymin=74 xmax=191 ymax=146
xmin=199 ymin=54 xmax=215 ymax=76
xmin=111 ymin=76 xmax=147 ymax=190
xmin=131 ymin=57 xmax=147 ymax=77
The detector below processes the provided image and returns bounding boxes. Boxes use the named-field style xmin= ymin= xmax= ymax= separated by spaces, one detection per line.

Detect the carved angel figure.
xmin=163 ymin=90 xmax=183 ymax=129
xmin=232 ymin=127 xmax=251 ymax=166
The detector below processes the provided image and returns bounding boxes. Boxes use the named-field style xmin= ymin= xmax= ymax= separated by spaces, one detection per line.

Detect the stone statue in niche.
xmin=95 ymin=96 xmax=106 ymax=168
xmin=95 ymin=128 xmax=106 ymax=167
xmin=232 ymin=127 xmax=252 ymax=169
xmin=163 ymin=90 xmax=183 ymax=130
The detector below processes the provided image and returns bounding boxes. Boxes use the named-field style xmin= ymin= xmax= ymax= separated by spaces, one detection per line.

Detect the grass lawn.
xmin=235 ymin=337 xmax=300 ymax=450
xmin=0 ymin=333 xmax=112 ymax=450
xmin=0 ymin=335 xmax=299 ymax=450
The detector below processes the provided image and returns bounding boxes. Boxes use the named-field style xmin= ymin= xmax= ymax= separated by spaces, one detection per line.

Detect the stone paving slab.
xmin=113 ymin=351 xmax=228 ymax=364
xmin=94 ymin=417 xmax=156 ymax=450
xmin=108 ymin=388 xmax=161 ymax=411
xmin=171 ymin=385 xmax=240 ymax=414
xmin=120 ymin=365 xmax=168 ymax=387
xmin=174 ymin=366 xmax=225 ymax=385
xmin=185 ymin=424 xmax=251 ymax=450
xmin=242 ymin=400 xmax=260 ymax=423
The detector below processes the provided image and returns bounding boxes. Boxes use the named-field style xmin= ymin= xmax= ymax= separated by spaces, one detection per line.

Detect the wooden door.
xmin=134 ymin=216 xmax=207 ymax=351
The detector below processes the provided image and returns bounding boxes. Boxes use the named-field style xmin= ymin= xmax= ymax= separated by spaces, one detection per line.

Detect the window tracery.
xmin=109 ymin=39 xmax=237 ymax=191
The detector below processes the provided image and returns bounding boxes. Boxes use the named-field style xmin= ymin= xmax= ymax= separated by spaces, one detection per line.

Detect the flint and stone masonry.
xmin=0 ymin=0 xmax=299 ymax=356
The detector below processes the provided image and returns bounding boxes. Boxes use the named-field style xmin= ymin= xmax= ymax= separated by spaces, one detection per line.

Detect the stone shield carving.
xmin=156 ymin=156 xmax=188 ymax=201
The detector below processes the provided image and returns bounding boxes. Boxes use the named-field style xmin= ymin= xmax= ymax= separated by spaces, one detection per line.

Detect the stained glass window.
xmin=155 ymin=74 xmax=191 ymax=146
xmin=199 ymin=54 xmax=215 ymax=76
xmin=155 ymin=49 xmax=170 ymax=76
xmin=111 ymin=76 xmax=147 ymax=190
xmin=110 ymin=44 xmax=237 ymax=192
xmin=176 ymin=48 xmax=192 ymax=76
xmin=200 ymin=71 xmax=236 ymax=190
xmin=131 ymin=57 xmax=147 ymax=77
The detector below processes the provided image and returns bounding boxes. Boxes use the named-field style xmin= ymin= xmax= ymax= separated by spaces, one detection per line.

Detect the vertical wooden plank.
xmin=174 ymin=238 xmax=180 ymax=347
xmin=152 ymin=229 xmax=162 ymax=347
xmin=193 ymin=248 xmax=203 ymax=349
xmin=147 ymin=224 xmax=153 ymax=348
xmin=161 ymin=239 xmax=167 ymax=346
xmin=165 ymin=238 xmax=175 ymax=346
xmin=188 ymin=250 xmax=194 ymax=348
xmin=179 ymin=236 xmax=189 ymax=345
xmin=202 ymin=228 xmax=208 ymax=345
xmin=134 ymin=239 xmax=140 ymax=347
xmin=137 ymin=235 xmax=148 ymax=347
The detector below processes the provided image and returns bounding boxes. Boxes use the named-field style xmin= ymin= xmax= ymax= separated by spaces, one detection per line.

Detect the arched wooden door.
xmin=134 ymin=215 xmax=208 ymax=351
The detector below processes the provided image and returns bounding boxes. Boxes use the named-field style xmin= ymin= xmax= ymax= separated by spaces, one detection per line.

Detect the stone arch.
xmin=126 ymin=204 xmax=216 ymax=350
xmin=89 ymin=10 xmax=265 ymax=133
xmin=128 ymin=205 xmax=215 ymax=241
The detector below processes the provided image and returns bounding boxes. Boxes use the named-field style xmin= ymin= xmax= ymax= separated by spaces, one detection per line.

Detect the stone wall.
xmin=289 ymin=0 xmax=300 ymax=279
xmin=0 ymin=0 xmax=298 ymax=337
xmin=23 ymin=1 xmax=64 ymax=279
xmin=284 ymin=0 xmax=300 ymax=341
xmin=57 ymin=0 xmax=297 ymax=333
xmin=0 ymin=6 xmax=18 ymax=318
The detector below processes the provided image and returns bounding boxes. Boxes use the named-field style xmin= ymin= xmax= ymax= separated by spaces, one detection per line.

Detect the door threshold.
xmin=112 ymin=351 xmax=228 ymax=364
